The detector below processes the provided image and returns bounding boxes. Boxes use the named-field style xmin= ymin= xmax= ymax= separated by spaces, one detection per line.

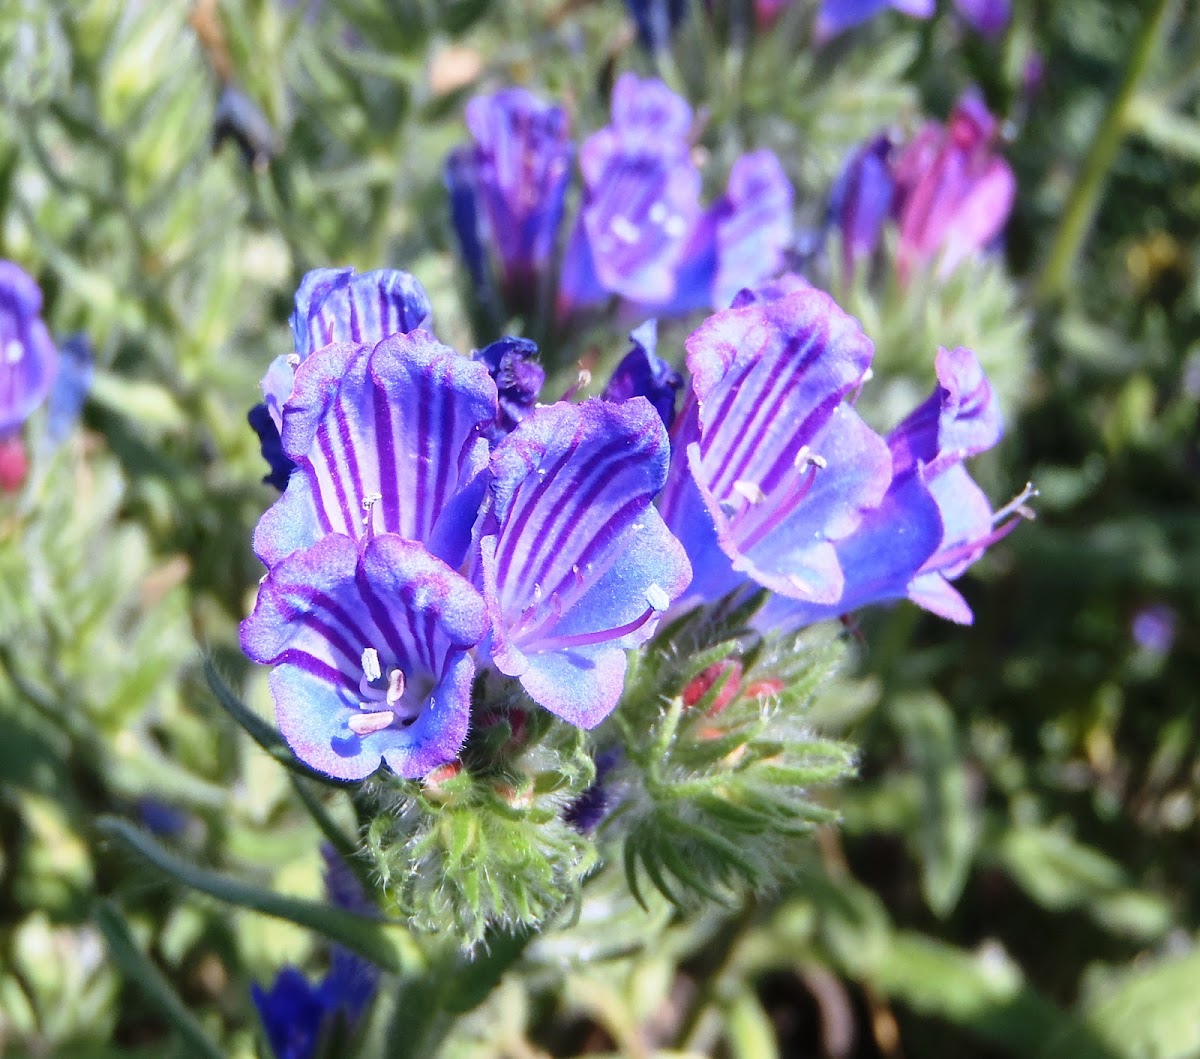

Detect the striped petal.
xmin=240 ymin=533 xmax=487 ymax=780
xmin=671 ymin=286 xmax=890 ymax=603
xmin=254 ymin=332 xmax=497 ymax=568
xmin=0 ymin=261 xmax=58 ymax=435
xmin=479 ymin=398 xmax=691 ymax=727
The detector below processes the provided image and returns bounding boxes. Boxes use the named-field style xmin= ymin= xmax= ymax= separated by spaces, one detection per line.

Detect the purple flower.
xmin=601 ymin=320 xmax=682 ymax=429
xmin=240 ymin=533 xmax=488 ymax=779
xmin=473 ymin=335 xmax=545 ymax=433
xmin=953 ymin=0 xmax=1011 ymax=37
xmin=0 ymin=260 xmax=58 ymax=437
xmin=262 ymin=267 xmax=433 ymax=434
xmin=559 ymin=74 xmax=702 ymax=313
xmin=658 ymin=149 xmax=795 ymax=314
xmin=254 ymin=330 xmax=497 ymax=570
xmin=757 ymin=346 xmax=1013 ymax=628
xmin=477 ymin=398 xmax=691 ymax=727
xmin=658 ymin=283 xmax=891 ymax=608
xmin=815 ymin=0 xmax=934 ymax=40
xmin=1132 ymin=605 xmax=1176 ymax=655
xmin=248 ymin=403 xmax=296 ymax=491
xmin=828 ymin=135 xmax=895 ymax=274
xmin=449 ymin=89 xmax=574 ymax=312
xmin=892 ymin=92 xmax=1016 ymax=280
xmin=253 ymin=846 xmax=380 ymax=1059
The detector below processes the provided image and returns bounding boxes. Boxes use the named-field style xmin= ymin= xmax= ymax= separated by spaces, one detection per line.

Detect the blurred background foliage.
xmin=0 ymin=0 xmax=1198 ymax=1056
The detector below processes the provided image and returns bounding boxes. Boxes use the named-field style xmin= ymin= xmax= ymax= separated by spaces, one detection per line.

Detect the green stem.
xmin=1035 ymin=0 xmax=1180 ymax=304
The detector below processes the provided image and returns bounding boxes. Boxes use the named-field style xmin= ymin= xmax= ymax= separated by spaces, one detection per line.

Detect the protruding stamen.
xmin=361 ymin=492 xmax=382 ymax=527
xmin=793 ymin=446 xmax=827 ymax=470
xmin=361 ymin=647 xmax=382 ymax=683
xmin=732 ymin=480 xmax=766 ymax=506
xmin=385 ymin=667 xmax=406 ymax=707
xmin=348 ymin=710 xmax=395 ymax=736
xmin=286 ymin=353 xmax=301 ymax=368
xmin=645 ymin=584 xmax=670 ymax=612
xmin=992 ymin=482 xmax=1039 ymax=525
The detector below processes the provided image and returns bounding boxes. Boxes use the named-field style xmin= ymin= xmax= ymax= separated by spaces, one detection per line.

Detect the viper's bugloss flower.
xmin=602 ymin=320 xmax=682 ymax=429
xmin=758 ymin=346 xmax=1018 ymax=628
xmin=254 ymin=330 xmax=496 ymax=570
xmin=559 ymin=74 xmax=702 ymax=312
xmin=658 ymin=282 xmax=891 ymax=608
xmin=262 ymin=267 xmax=433 ymax=434
xmin=253 ymin=846 xmax=379 ymax=1059
xmin=477 ymin=398 xmax=691 ymax=727
xmin=626 ymin=0 xmax=688 ymax=51
xmin=829 ymin=135 xmax=895 ymax=274
xmin=953 ymin=0 xmax=1011 ymax=37
xmin=1132 ymin=605 xmax=1176 ymax=655
xmin=240 ymin=533 xmax=488 ymax=779
xmin=892 ymin=92 xmax=1015 ymax=280
xmin=0 ymin=260 xmax=58 ymax=437
xmin=657 ymin=149 xmax=795 ymax=315
xmin=473 ymin=335 xmax=545 ymax=433
xmin=815 ymin=0 xmax=934 ymax=40
xmin=449 ymin=89 xmax=574 ymax=311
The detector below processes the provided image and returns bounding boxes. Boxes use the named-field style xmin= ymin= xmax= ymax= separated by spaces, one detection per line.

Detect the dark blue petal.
xmin=474 ymin=336 xmax=545 ymax=432
xmin=445 ymin=146 xmax=492 ymax=294
xmin=249 ymin=402 xmax=297 ymax=491
xmin=828 ymin=136 xmax=895 ymax=273
xmin=252 ymin=968 xmax=326 ymax=1059
xmin=625 ymin=0 xmax=688 ymax=52
xmin=602 ymin=320 xmax=682 ymax=429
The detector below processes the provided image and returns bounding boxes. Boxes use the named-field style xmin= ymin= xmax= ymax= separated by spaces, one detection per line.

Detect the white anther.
xmin=663 ymin=215 xmax=688 ymax=238
xmin=361 ymin=492 xmax=382 ymax=526
xmin=648 ymin=202 xmax=668 ymax=224
xmin=645 ymin=584 xmax=670 ymax=612
xmin=361 ymin=647 xmax=382 ymax=683
xmin=286 ymin=354 xmax=301 ymax=368
xmin=794 ymin=446 xmax=827 ymax=470
xmin=732 ymin=480 xmax=766 ymax=505
xmin=385 ymin=668 xmax=406 ymax=707
xmin=348 ymin=710 xmax=395 ymax=736
xmin=787 ymin=573 xmax=814 ymax=595
xmin=4 ymin=340 xmax=22 ymax=364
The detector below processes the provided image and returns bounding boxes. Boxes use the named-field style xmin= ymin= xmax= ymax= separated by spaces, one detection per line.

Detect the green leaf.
xmin=892 ymin=692 xmax=977 ymax=917
xmin=97 ymin=817 xmax=416 ymax=974
xmin=1046 ymin=949 xmax=1200 ymax=1059
xmin=92 ymin=901 xmax=224 ymax=1059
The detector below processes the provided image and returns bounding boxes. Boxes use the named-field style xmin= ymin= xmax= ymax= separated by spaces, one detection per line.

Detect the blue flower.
xmin=254 ymin=329 xmax=497 ymax=571
xmin=625 ymin=0 xmax=688 ymax=52
xmin=260 ymin=267 xmax=433 ymax=437
xmin=658 ymin=280 xmax=892 ymax=609
xmin=815 ymin=0 xmax=934 ymax=40
xmin=559 ymin=74 xmax=702 ymax=313
xmin=473 ymin=335 xmax=545 ymax=433
xmin=953 ymin=0 xmax=1011 ymax=37
xmin=253 ymin=847 xmax=380 ymax=1059
xmin=602 ymin=320 xmax=682 ymax=429
xmin=828 ymin=135 xmax=895 ymax=275
xmin=240 ymin=533 xmax=489 ymax=779
xmin=757 ymin=345 xmax=1014 ymax=628
xmin=449 ymin=89 xmax=574 ymax=313
xmin=653 ymin=149 xmax=795 ymax=315
xmin=476 ymin=398 xmax=691 ymax=727
xmin=0 ymin=260 xmax=58 ymax=437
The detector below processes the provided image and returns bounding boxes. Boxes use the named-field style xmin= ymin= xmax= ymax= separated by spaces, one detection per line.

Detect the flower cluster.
xmin=448 ymin=74 xmax=794 ymax=324
xmin=830 ymin=91 xmax=1016 ymax=281
xmin=243 ymin=265 xmax=1026 ymax=783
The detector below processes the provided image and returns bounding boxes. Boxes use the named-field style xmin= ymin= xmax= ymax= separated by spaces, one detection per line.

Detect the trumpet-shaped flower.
xmin=892 ymin=92 xmax=1015 ymax=280
xmin=559 ymin=74 xmax=702 ymax=311
xmin=829 ymin=135 xmax=895 ymax=274
xmin=601 ymin=320 xmax=682 ymax=429
xmin=0 ymin=260 xmax=58 ymax=436
xmin=240 ymin=533 xmax=488 ymax=780
xmin=448 ymin=89 xmax=574 ymax=311
xmin=757 ymin=346 xmax=1019 ymax=628
xmin=254 ymin=330 xmax=497 ymax=569
xmin=658 ymin=283 xmax=891 ymax=608
xmin=477 ymin=398 xmax=691 ymax=727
